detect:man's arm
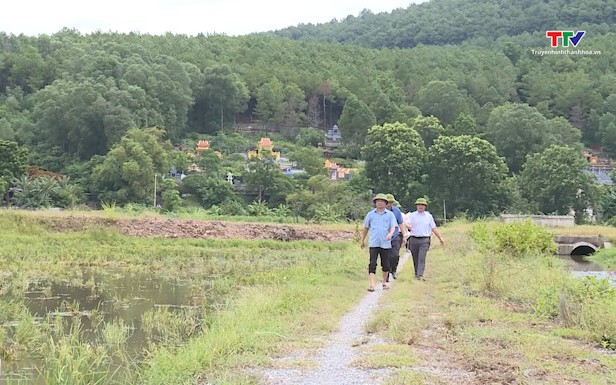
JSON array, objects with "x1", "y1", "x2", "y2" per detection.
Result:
[
  {"x1": 387, "y1": 226, "x2": 394, "y2": 240},
  {"x1": 360, "y1": 227, "x2": 369, "y2": 249},
  {"x1": 432, "y1": 227, "x2": 444, "y2": 245},
  {"x1": 387, "y1": 212, "x2": 396, "y2": 240},
  {"x1": 395, "y1": 209, "x2": 405, "y2": 237}
]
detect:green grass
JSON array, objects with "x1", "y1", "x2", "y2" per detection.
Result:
[
  {"x1": 5, "y1": 211, "x2": 615, "y2": 384},
  {"x1": 0, "y1": 210, "x2": 366, "y2": 384},
  {"x1": 590, "y1": 247, "x2": 616, "y2": 270},
  {"x1": 0, "y1": 206, "x2": 360, "y2": 228},
  {"x1": 370, "y1": 220, "x2": 616, "y2": 385}
]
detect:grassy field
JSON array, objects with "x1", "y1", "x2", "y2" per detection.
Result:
[
  {"x1": 0, "y1": 210, "x2": 363, "y2": 384},
  {"x1": 368, "y1": 221, "x2": 616, "y2": 385},
  {"x1": 1, "y1": 211, "x2": 615, "y2": 384}
]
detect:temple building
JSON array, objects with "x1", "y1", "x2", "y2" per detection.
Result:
[
  {"x1": 247, "y1": 137, "x2": 281, "y2": 160},
  {"x1": 324, "y1": 159, "x2": 353, "y2": 181},
  {"x1": 196, "y1": 140, "x2": 210, "y2": 153}
]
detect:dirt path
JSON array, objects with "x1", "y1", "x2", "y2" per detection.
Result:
[
  {"x1": 259, "y1": 255, "x2": 409, "y2": 385},
  {"x1": 257, "y1": 252, "x2": 479, "y2": 385}
]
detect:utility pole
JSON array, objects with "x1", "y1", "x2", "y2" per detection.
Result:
[
  {"x1": 220, "y1": 102, "x2": 224, "y2": 131},
  {"x1": 154, "y1": 174, "x2": 157, "y2": 208},
  {"x1": 443, "y1": 200, "x2": 446, "y2": 225}
]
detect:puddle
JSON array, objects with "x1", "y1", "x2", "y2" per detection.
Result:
[
  {"x1": 558, "y1": 254, "x2": 605, "y2": 272},
  {"x1": 570, "y1": 271, "x2": 616, "y2": 287},
  {"x1": 0, "y1": 268, "x2": 216, "y2": 384},
  {"x1": 558, "y1": 254, "x2": 616, "y2": 287}
]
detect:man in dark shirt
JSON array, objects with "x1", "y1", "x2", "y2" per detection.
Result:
[{"x1": 385, "y1": 194, "x2": 405, "y2": 281}]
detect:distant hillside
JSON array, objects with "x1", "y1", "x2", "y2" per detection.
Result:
[{"x1": 269, "y1": 0, "x2": 616, "y2": 48}]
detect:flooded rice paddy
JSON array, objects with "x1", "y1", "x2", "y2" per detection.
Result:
[
  {"x1": 1, "y1": 268, "x2": 217, "y2": 384},
  {"x1": 0, "y1": 211, "x2": 353, "y2": 384}
]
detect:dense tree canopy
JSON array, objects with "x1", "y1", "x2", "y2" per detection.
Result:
[
  {"x1": 518, "y1": 145, "x2": 596, "y2": 215},
  {"x1": 485, "y1": 103, "x2": 552, "y2": 174},
  {"x1": 0, "y1": 140, "x2": 28, "y2": 199},
  {"x1": 271, "y1": 0, "x2": 616, "y2": 49},
  {"x1": 91, "y1": 128, "x2": 172, "y2": 205},
  {"x1": 361, "y1": 122, "x2": 426, "y2": 206},
  {"x1": 0, "y1": 0, "x2": 614, "y2": 219},
  {"x1": 426, "y1": 135, "x2": 509, "y2": 218}
]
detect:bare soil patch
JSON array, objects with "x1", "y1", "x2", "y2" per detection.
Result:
[{"x1": 48, "y1": 215, "x2": 355, "y2": 242}]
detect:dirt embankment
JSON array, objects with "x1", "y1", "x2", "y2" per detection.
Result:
[{"x1": 49, "y1": 216, "x2": 356, "y2": 242}]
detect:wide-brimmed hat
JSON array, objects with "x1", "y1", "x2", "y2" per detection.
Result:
[
  {"x1": 385, "y1": 193, "x2": 395, "y2": 202},
  {"x1": 373, "y1": 193, "x2": 388, "y2": 203},
  {"x1": 414, "y1": 197, "x2": 428, "y2": 206},
  {"x1": 393, "y1": 200, "x2": 401, "y2": 208}
]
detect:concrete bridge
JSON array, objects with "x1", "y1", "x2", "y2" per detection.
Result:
[{"x1": 554, "y1": 235, "x2": 612, "y2": 255}]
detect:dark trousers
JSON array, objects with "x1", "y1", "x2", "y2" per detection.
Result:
[
  {"x1": 408, "y1": 236, "x2": 431, "y2": 277},
  {"x1": 368, "y1": 247, "x2": 391, "y2": 274},
  {"x1": 390, "y1": 234, "x2": 403, "y2": 273}
]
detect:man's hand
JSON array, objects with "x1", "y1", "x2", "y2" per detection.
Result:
[
  {"x1": 386, "y1": 233, "x2": 392, "y2": 240},
  {"x1": 360, "y1": 239, "x2": 366, "y2": 249}
]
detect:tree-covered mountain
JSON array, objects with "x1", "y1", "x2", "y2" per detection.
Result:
[
  {"x1": 1, "y1": 0, "x2": 615, "y2": 220},
  {"x1": 270, "y1": 0, "x2": 616, "y2": 48}
]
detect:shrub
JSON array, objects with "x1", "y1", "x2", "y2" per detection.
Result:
[{"x1": 470, "y1": 220, "x2": 557, "y2": 257}]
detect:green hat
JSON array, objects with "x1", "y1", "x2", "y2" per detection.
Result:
[
  {"x1": 373, "y1": 193, "x2": 388, "y2": 203},
  {"x1": 385, "y1": 193, "x2": 395, "y2": 202},
  {"x1": 414, "y1": 197, "x2": 428, "y2": 206},
  {"x1": 393, "y1": 200, "x2": 401, "y2": 207}
]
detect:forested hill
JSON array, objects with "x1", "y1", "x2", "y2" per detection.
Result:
[
  {"x1": 1, "y1": 2, "x2": 616, "y2": 219},
  {"x1": 269, "y1": 0, "x2": 616, "y2": 48}
]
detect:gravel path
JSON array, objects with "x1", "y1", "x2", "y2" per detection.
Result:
[{"x1": 259, "y1": 253, "x2": 410, "y2": 385}]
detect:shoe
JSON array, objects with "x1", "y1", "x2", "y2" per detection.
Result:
[
  {"x1": 382, "y1": 283, "x2": 389, "y2": 290},
  {"x1": 367, "y1": 286, "x2": 375, "y2": 292},
  {"x1": 415, "y1": 275, "x2": 421, "y2": 280},
  {"x1": 391, "y1": 272, "x2": 397, "y2": 280}
]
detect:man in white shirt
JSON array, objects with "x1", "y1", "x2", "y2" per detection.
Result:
[{"x1": 404, "y1": 197, "x2": 444, "y2": 280}]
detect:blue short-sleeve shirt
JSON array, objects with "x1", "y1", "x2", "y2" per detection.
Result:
[
  {"x1": 364, "y1": 209, "x2": 397, "y2": 248},
  {"x1": 390, "y1": 206, "x2": 404, "y2": 237}
]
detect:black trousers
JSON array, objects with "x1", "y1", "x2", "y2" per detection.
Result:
[
  {"x1": 368, "y1": 247, "x2": 391, "y2": 274},
  {"x1": 390, "y1": 233, "x2": 403, "y2": 274}
]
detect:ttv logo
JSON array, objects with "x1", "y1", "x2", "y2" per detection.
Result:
[{"x1": 546, "y1": 31, "x2": 585, "y2": 47}]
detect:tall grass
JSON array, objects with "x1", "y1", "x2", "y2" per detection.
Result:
[
  {"x1": 469, "y1": 220, "x2": 616, "y2": 347},
  {"x1": 590, "y1": 247, "x2": 616, "y2": 270},
  {"x1": 368, "y1": 220, "x2": 616, "y2": 384},
  {"x1": 0, "y1": 210, "x2": 366, "y2": 384}
]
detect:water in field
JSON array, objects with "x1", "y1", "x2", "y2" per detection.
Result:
[
  {"x1": 0, "y1": 268, "x2": 217, "y2": 384},
  {"x1": 559, "y1": 253, "x2": 606, "y2": 272},
  {"x1": 558, "y1": 253, "x2": 616, "y2": 287}
]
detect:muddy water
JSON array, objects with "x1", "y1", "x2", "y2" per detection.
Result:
[
  {"x1": 0, "y1": 268, "x2": 214, "y2": 384},
  {"x1": 558, "y1": 254, "x2": 616, "y2": 287},
  {"x1": 558, "y1": 254, "x2": 606, "y2": 272}
]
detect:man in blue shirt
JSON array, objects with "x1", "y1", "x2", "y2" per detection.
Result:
[
  {"x1": 360, "y1": 193, "x2": 397, "y2": 292},
  {"x1": 385, "y1": 193, "x2": 405, "y2": 281},
  {"x1": 405, "y1": 197, "x2": 445, "y2": 280}
]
